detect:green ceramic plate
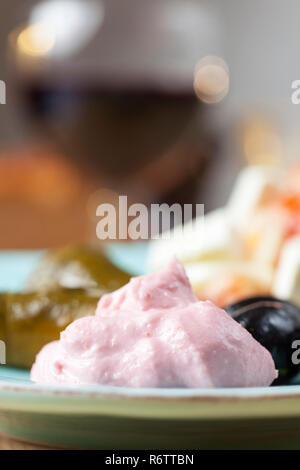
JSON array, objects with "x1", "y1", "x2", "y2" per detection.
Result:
[
  {"x1": 1, "y1": 247, "x2": 300, "y2": 449},
  {"x1": 1, "y1": 369, "x2": 300, "y2": 449}
]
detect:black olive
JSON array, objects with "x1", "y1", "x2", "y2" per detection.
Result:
[{"x1": 225, "y1": 296, "x2": 300, "y2": 385}]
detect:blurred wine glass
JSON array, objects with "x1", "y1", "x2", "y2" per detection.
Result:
[{"x1": 9, "y1": 0, "x2": 221, "y2": 210}]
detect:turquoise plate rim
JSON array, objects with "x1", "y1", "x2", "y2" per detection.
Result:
[
  {"x1": 1, "y1": 378, "x2": 300, "y2": 422},
  {"x1": 1, "y1": 375, "x2": 300, "y2": 399}
]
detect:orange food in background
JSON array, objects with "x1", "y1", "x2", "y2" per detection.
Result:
[
  {"x1": 196, "y1": 274, "x2": 269, "y2": 307},
  {"x1": 194, "y1": 164, "x2": 300, "y2": 306},
  {"x1": 0, "y1": 146, "x2": 95, "y2": 249}
]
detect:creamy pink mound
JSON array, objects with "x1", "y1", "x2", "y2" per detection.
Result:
[{"x1": 31, "y1": 259, "x2": 277, "y2": 388}]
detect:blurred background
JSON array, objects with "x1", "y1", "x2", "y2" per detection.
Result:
[{"x1": 0, "y1": 0, "x2": 299, "y2": 248}]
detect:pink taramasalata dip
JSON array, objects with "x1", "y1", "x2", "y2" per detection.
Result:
[{"x1": 30, "y1": 259, "x2": 277, "y2": 388}]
